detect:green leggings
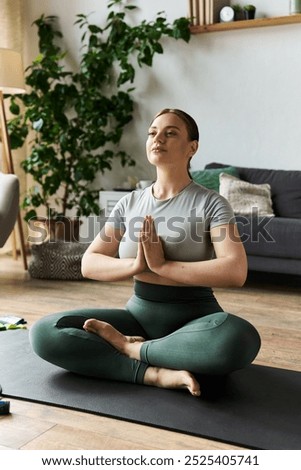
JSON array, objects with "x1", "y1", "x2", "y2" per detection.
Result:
[{"x1": 29, "y1": 281, "x2": 261, "y2": 384}]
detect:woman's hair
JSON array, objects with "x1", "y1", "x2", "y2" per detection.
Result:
[{"x1": 152, "y1": 108, "x2": 199, "y2": 142}]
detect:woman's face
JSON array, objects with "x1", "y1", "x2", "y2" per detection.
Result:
[{"x1": 146, "y1": 113, "x2": 198, "y2": 169}]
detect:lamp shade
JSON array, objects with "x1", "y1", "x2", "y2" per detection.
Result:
[{"x1": 0, "y1": 48, "x2": 25, "y2": 94}]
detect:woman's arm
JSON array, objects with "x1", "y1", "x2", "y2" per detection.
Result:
[
  {"x1": 141, "y1": 216, "x2": 247, "y2": 288},
  {"x1": 81, "y1": 223, "x2": 147, "y2": 282}
]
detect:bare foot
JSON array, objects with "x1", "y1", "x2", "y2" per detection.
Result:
[
  {"x1": 83, "y1": 319, "x2": 201, "y2": 397},
  {"x1": 83, "y1": 319, "x2": 144, "y2": 359},
  {"x1": 144, "y1": 367, "x2": 201, "y2": 397}
]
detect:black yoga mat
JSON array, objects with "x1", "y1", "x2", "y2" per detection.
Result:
[{"x1": 1, "y1": 330, "x2": 301, "y2": 450}]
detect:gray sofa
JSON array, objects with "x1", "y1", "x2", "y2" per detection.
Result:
[{"x1": 205, "y1": 163, "x2": 301, "y2": 276}]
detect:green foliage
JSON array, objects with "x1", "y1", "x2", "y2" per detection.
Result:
[
  {"x1": 8, "y1": 0, "x2": 190, "y2": 221},
  {"x1": 243, "y1": 4, "x2": 256, "y2": 11},
  {"x1": 232, "y1": 4, "x2": 243, "y2": 12}
]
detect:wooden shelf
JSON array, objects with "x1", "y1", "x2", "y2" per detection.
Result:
[{"x1": 190, "y1": 14, "x2": 301, "y2": 34}]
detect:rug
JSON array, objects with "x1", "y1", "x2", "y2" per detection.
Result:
[{"x1": 1, "y1": 330, "x2": 301, "y2": 450}]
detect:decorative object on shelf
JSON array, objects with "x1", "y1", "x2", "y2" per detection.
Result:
[
  {"x1": 189, "y1": 0, "x2": 230, "y2": 26},
  {"x1": 0, "y1": 48, "x2": 28, "y2": 270},
  {"x1": 220, "y1": 6, "x2": 235, "y2": 22},
  {"x1": 189, "y1": 0, "x2": 203, "y2": 25},
  {"x1": 289, "y1": 0, "x2": 301, "y2": 14},
  {"x1": 8, "y1": 1, "x2": 191, "y2": 242},
  {"x1": 243, "y1": 4, "x2": 256, "y2": 20},
  {"x1": 206, "y1": 0, "x2": 230, "y2": 24},
  {"x1": 232, "y1": 4, "x2": 244, "y2": 21}
]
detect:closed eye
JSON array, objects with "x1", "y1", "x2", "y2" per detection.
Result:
[
  {"x1": 166, "y1": 131, "x2": 177, "y2": 136},
  {"x1": 147, "y1": 125, "x2": 180, "y2": 138},
  {"x1": 147, "y1": 130, "x2": 178, "y2": 138}
]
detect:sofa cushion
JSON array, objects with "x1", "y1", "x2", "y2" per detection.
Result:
[
  {"x1": 206, "y1": 163, "x2": 301, "y2": 218},
  {"x1": 190, "y1": 166, "x2": 239, "y2": 192},
  {"x1": 236, "y1": 215, "x2": 301, "y2": 260},
  {"x1": 219, "y1": 173, "x2": 275, "y2": 217}
]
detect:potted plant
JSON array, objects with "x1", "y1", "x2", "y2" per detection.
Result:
[
  {"x1": 232, "y1": 4, "x2": 244, "y2": 21},
  {"x1": 8, "y1": 0, "x2": 191, "y2": 243},
  {"x1": 243, "y1": 4, "x2": 256, "y2": 20}
]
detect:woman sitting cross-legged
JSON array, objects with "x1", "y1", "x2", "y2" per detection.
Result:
[{"x1": 29, "y1": 108, "x2": 261, "y2": 397}]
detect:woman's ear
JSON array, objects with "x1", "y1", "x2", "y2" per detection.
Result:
[{"x1": 190, "y1": 140, "x2": 199, "y2": 156}]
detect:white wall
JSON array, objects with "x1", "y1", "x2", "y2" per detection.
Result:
[{"x1": 23, "y1": 0, "x2": 301, "y2": 192}]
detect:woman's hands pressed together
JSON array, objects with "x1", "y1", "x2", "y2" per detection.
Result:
[
  {"x1": 139, "y1": 215, "x2": 166, "y2": 274},
  {"x1": 81, "y1": 214, "x2": 167, "y2": 282}
]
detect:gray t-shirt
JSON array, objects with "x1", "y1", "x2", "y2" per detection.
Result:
[{"x1": 106, "y1": 181, "x2": 235, "y2": 262}]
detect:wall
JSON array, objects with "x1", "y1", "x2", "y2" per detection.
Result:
[{"x1": 23, "y1": 0, "x2": 301, "y2": 193}]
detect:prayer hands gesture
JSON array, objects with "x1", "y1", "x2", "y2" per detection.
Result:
[{"x1": 136, "y1": 215, "x2": 165, "y2": 274}]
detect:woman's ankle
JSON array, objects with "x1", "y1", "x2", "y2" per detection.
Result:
[{"x1": 143, "y1": 366, "x2": 201, "y2": 396}]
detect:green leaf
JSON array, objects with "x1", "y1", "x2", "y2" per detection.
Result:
[
  {"x1": 9, "y1": 101, "x2": 20, "y2": 115},
  {"x1": 24, "y1": 209, "x2": 38, "y2": 222},
  {"x1": 88, "y1": 24, "x2": 102, "y2": 34},
  {"x1": 33, "y1": 53, "x2": 44, "y2": 64}
]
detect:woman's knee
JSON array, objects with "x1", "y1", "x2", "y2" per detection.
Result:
[
  {"x1": 29, "y1": 313, "x2": 64, "y2": 357},
  {"x1": 186, "y1": 312, "x2": 261, "y2": 375},
  {"x1": 29, "y1": 311, "x2": 86, "y2": 362},
  {"x1": 29, "y1": 308, "x2": 109, "y2": 356},
  {"x1": 218, "y1": 313, "x2": 261, "y2": 373}
]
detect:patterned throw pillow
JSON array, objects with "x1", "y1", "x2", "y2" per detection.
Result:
[
  {"x1": 219, "y1": 173, "x2": 275, "y2": 217},
  {"x1": 190, "y1": 166, "x2": 239, "y2": 192}
]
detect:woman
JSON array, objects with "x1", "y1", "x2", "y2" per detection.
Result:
[{"x1": 30, "y1": 109, "x2": 261, "y2": 397}]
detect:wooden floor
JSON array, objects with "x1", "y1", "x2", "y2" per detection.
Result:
[{"x1": 0, "y1": 254, "x2": 300, "y2": 450}]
